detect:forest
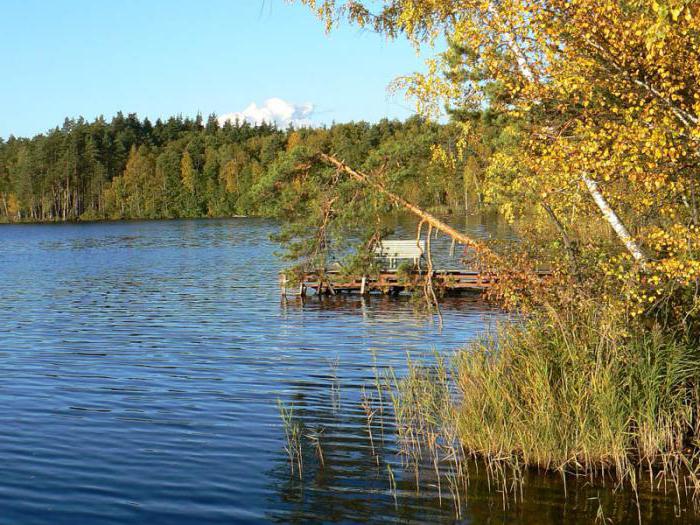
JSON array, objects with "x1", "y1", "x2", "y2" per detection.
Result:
[{"x1": 0, "y1": 112, "x2": 498, "y2": 223}]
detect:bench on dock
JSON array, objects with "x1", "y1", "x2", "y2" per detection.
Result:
[{"x1": 374, "y1": 240, "x2": 425, "y2": 269}]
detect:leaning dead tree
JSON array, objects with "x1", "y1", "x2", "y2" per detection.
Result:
[
  {"x1": 319, "y1": 153, "x2": 496, "y2": 256},
  {"x1": 318, "y1": 153, "x2": 546, "y2": 305}
]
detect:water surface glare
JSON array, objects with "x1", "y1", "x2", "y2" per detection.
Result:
[{"x1": 0, "y1": 219, "x2": 692, "y2": 524}]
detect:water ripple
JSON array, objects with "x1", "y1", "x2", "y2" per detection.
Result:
[{"x1": 1, "y1": 219, "x2": 679, "y2": 524}]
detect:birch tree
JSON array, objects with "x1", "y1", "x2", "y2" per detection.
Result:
[{"x1": 297, "y1": 0, "x2": 700, "y2": 324}]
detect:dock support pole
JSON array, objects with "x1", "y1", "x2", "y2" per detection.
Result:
[
  {"x1": 360, "y1": 276, "x2": 367, "y2": 295},
  {"x1": 280, "y1": 273, "x2": 287, "y2": 297}
]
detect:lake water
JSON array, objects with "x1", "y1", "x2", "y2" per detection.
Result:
[{"x1": 0, "y1": 219, "x2": 693, "y2": 524}]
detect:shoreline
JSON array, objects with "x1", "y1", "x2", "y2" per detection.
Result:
[{"x1": 0, "y1": 214, "x2": 252, "y2": 226}]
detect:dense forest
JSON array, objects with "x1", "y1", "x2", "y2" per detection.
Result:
[{"x1": 0, "y1": 112, "x2": 498, "y2": 223}]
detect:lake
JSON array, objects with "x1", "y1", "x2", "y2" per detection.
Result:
[{"x1": 0, "y1": 219, "x2": 692, "y2": 524}]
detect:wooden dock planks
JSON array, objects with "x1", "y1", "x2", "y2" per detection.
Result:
[{"x1": 279, "y1": 268, "x2": 536, "y2": 296}]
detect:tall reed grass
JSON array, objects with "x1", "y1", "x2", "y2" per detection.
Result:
[
  {"x1": 394, "y1": 301, "x2": 700, "y2": 507},
  {"x1": 277, "y1": 302, "x2": 700, "y2": 519}
]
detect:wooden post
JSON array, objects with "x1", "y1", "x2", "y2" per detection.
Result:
[
  {"x1": 279, "y1": 273, "x2": 287, "y2": 297},
  {"x1": 360, "y1": 275, "x2": 367, "y2": 295}
]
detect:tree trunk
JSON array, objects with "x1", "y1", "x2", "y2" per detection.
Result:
[
  {"x1": 541, "y1": 201, "x2": 580, "y2": 276},
  {"x1": 318, "y1": 154, "x2": 551, "y2": 298},
  {"x1": 320, "y1": 153, "x2": 491, "y2": 253},
  {"x1": 581, "y1": 174, "x2": 647, "y2": 267}
]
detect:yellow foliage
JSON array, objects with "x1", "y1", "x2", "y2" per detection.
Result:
[
  {"x1": 181, "y1": 151, "x2": 195, "y2": 193},
  {"x1": 298, "y1": 0, "x2": 700, "y2": 323},
  {"x1": 6, "y1": 193, "x2": 20, "y2": 217},
  {"x1": 286, "y1": 131, "x2": 302, "y2": 151},
  {"x1": 221, "y1": 160, "x2": 238, "y2": 194}
]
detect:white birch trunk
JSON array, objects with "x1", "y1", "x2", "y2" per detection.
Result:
[{"x1": 581, "y1": 174, "x2": 647, "y2": 267}]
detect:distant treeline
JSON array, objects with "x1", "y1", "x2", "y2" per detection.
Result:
[{"x1": 0, "y1": 112, "x2": 499, "y2": 223}]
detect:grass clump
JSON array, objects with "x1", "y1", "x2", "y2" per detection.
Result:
[
  {"x1": 455, "y1": 304, "x2": 698, "y2": 478},
  {"x1": 395, "y1": 301, "x2": 700, "y2": 502}
]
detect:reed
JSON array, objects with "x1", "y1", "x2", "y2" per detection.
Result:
[
  {"x1": 327, "y1": 356, "x2": 341, "y2": 414},
  {"x1": 361, "y1": 386, "x2": 379, "y2": 463},
  {"x1": 276, "y1": 302, "x2": 700, "y2": 518},
  {"x1": 278, "y1": 400, "x2": 304, "y2": 479},
  {"x1": 305, "y1": 425, "x2": 325, "y2": 468},
  {"x1": 392, "y1": 300, "x2": 700, "y2": 510}
]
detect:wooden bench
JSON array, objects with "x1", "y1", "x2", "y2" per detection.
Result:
[{"x1": 374, "y1": 240, "x2": 425, "y2": 269}]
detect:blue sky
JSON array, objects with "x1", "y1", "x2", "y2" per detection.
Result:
[{"x1": 0, "y1": 0, "x2": 432, "y2": 139}]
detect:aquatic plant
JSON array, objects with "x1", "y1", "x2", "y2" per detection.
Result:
[
  {"x1": 390, "y1": 302, "x2": 700, "y2": 517},
  {"x1": 305, "y1": 425, "x2": 326, "y2": 468},
  {"x1": 278, "y1": 400, "x2": 304, "y2": 479},
  {"x1": 276, "y1": 303, "x2": 700, "y2": 520}
]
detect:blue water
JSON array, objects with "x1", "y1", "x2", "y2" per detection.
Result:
[
  {"x1": 0, "y1": 218, "x2": 693, "y2": 524},
  {"x1": 0, "y1": 219, "x2": 501, "y2": 524}
]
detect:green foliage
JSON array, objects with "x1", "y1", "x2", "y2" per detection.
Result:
[
  {"x1": 395, "y1": 302, "x2": 700, "y2": 481},
  {"x1": 0, "y1": 114, "x2": 501, "y2": 225}
]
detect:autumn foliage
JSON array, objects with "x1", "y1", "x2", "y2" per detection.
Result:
[{"x1": 299, "y1": 0, "x2": 700, "y2": 333}]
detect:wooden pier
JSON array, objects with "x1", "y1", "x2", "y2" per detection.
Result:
[{"x1": 279, "y1": 268, "x2": 520, "y2": 297}]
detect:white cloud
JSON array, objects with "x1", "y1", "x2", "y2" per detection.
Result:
[{"x1": 218, "y1": 98, "x2": 315, "y2": 128}]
